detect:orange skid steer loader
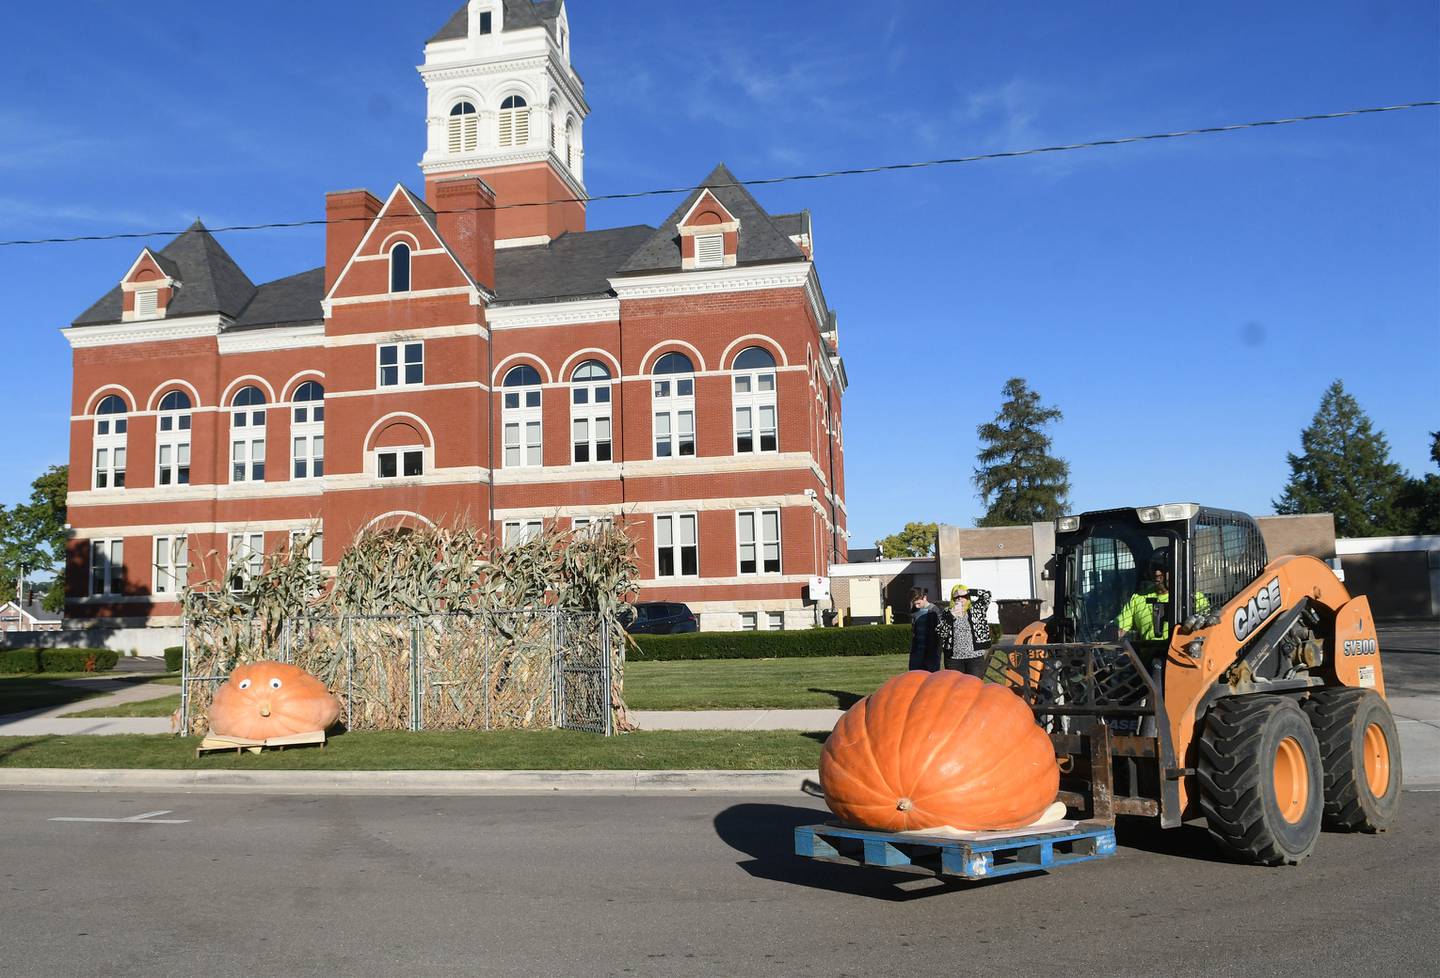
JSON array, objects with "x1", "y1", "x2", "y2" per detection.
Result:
[{"x1": 992, "y1": 503, "x2": 1401, "y2": 865}]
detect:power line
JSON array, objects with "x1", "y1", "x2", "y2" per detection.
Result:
[{"x1": 1, "y1": 100, "x2": 1435, "y2": 248}]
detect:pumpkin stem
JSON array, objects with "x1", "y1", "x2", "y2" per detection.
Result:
[{"x1": 896, "y1": 798, "x2": 912, "y2": 812}]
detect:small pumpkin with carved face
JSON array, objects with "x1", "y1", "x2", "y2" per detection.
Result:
[{"x1": 208, "y1": 662, "x2": 341, "y2": 740}]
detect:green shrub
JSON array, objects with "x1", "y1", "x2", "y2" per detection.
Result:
[
  {"x1": 0, "y1": 649, "x2": 41, "y2": 673},
  {"x1": 629, "y1": 624, "x2": 911, "y2": 662},
  {"x1": 38, "y1": 648, "x2": 120, "y2": 673},
  {"x1": 163, "y1": 646, "x2": 183, "y2": 672}
]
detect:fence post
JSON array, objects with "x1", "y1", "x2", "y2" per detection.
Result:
[
  {"x1": 551, "y1": 607, "x2": 561, "y2": 730},
  {"x1": 481, "y1": 616, "x2": 491, "y2": 731},
  {"x1": 601, "y1": 614, "x2": 613, "y2": 737},
  {"x1": 344, "y1": 617, "x2": 354, "y2": 729},
  {"x1": 410, "y1": 617, "x2": 423, "y2": 732},
  {"x1": 180, "y1": 612, "x2": 190, "y2": 736}
]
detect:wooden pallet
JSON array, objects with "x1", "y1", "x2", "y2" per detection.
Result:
[{"x1": 793, "y1": 821, "x2": 1116, "y2": 881}]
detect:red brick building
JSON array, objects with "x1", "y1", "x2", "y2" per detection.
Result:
[{"x1": 61, "y1": 0, "x2": 847, "y2": 634}]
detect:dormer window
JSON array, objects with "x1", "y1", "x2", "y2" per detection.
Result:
[
  {"x1": 447, "y1": 101, "x2": 478, "y2": 154},
  {"x1": 479, "y1": 11, "x2": 492, "y2": 34},
  {"x1": 695, "y1": 234, "x2": 724, "y2": 269},
  {"x1": 135, "y1": 289, "x2": 159, "y2": 318},
  {"x1": 389, "y1": 243, "x2": 411, "y2": 293},
  {"x1": 499, "y1": 95, "x2": 528, "y2": 147}
]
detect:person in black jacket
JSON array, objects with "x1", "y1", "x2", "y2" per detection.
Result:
[
  {"x1": 940, "y1": 583, "x2": 994, "y2": 678},
  {"x1": 907, "y1": 587, "x2": 942, "y2": 672}
]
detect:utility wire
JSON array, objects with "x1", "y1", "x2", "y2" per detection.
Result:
[{"x1": 2, "y1": 100, "x2": 1435, "y2": 248}]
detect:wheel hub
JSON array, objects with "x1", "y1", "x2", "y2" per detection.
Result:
[
  {"x1": 1362, "y1": 721, "x2": 1391, "y2": 797},
  {"x1": 1273, "y1": 735, "x2": 1310, "y2": 824}
]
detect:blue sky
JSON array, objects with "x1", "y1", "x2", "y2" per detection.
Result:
[{"x1": 1, "y1": 1, "x2": 1435, "y2": 548}]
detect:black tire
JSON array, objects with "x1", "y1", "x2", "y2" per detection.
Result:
[
  {"x1": 1302, "y1": 688, "x2": 1403, "y2": 832},
  {"x1": 1197, "y1": 695, "x2": 1324, "y2": 865}
]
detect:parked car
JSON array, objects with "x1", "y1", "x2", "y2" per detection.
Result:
[{"x1": 620, "y1": 602, "x2": 699, "y2": 634}]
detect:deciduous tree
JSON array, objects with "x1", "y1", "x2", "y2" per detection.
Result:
[
  {"x1": 0, "y1": 465, "x2": 69, "y2": 611},
  {"x1": 876, "y1": 522, "x2": 938, "y2": 558}
]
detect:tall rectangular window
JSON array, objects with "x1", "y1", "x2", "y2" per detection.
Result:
[
  {"x1": 655, "y1": 514, "x2": 698, "y2": 578},
  {"x1": 737, "y1": 509, "x2": 781, "y2": 575},
  {"x1": 89, "y1": 539, "x2": 124, "y2": 596},
  {"x1": 479, "y1": 10, "x2": 492, "y2": 33},
  {"x1": 153, "y1": 535, "x2": 187, "y2": 595},
  {"x1": 503, "y1": 520, "x2": 543, "y2": 546},
  {"x1": 227, "y1": 533, "x2": 265, "y2": 592},
  {"x1": 378, "y1": 342, "x2": 424, "y2": 387},
  {"x1": 231, "y1": 437, "x2": 265, "y2": 482}
]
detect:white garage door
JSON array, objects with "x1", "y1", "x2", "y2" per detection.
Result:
[{"x1": 958, "y1": 557, "x2": 1034, "y2": 604}]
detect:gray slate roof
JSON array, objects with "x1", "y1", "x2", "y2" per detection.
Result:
[
  {"x1": 231, "y1": 268, "x2": 326, "y2": 330},
  {"x1": 72, "y1": 221, "x2": 258, "y2": 326},
  {"x1": 493, "y1": 225, "x2": 654, "y2": 304},
  {"x1": 773, "y1": 211, "x2": 810, "y2": 240},
  {"x1": 430, "y1": 0, "x2": 562, "y2": 43},
  {"x1": 617, "y1": 163, "x2": 807, "y2": 275}
]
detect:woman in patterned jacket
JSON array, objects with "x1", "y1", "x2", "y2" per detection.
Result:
[{"x1": 939, "y1": 582, "x2": 994, "y2": 678}]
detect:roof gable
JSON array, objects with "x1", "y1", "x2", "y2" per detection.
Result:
[
  {"x1": 429, "y1": 0, "x2": 562, "y2": 44},
  {"x1": 324, "y1": 184, "x2": 478, "y2": 303},
  {"x1": 72, "y1": 221, "x2": 257, "y2": 326},
  {"x1": 617, "y1": 163, "x2": 805, "y2": 275}
]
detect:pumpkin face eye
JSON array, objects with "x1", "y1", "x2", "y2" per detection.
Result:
[
  {"x1": 238, "y1": 679, "x2": 252, "y2": 690},
  {"x1": 269, "y1": 678, "x2": 283, "y2": 690}
]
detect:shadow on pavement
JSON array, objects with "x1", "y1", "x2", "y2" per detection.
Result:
[
  {"x1": 712, "y1": 802, "x2": 1014, "y2": 901},
  {"x1": 1110, "y1": 816, "x2": 1236, "y2": 864}
]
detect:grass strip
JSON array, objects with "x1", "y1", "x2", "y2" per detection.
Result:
[
  {"x1": 622, "y1": 654, "x2": 906, "y2": 710},
  {"x1": 0, "y1": 730, "x2": 825, "y2": 770},
  {"x1": 64, "y1": 693, "x2": 182, "y2": 719}
]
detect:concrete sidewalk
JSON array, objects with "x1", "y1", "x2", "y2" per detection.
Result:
[{"x1": 0, "y1": 677, "x2": 176, "y2": 737}]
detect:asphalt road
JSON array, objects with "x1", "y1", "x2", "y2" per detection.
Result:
[{"x1": 2, "y1": 788, "x2": 1436, "y2": 978}]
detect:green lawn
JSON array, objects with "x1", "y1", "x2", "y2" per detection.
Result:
[
  {"x1": 65, "y1": 692, "x2": 182, "y2": 718},
  {"x1": 0, "y1": 729, "x2": 824, "y2": 770},
  {"x1": 61, "y1": 657, "x2": 904, "y2": 716},
  {"x1": 622, "y1": 654, "x2": 906, "y2": 710},
  {"x1": 0, "y1": 673, "x2": 167, "y2": 715}
]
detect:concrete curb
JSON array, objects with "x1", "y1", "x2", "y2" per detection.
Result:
[{"x1": 0, "y1": 768, "x2": 822, "y2": 795}]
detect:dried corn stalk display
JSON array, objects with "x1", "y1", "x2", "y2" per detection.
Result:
[{"x1": 181, "y1": 521, "x2": 637, "y2": 735}]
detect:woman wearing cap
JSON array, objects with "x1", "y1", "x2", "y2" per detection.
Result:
[{"x1": 940, "y1": 583, "x2": 993, "y2": 678}]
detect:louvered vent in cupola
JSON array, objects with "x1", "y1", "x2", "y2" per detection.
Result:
[
  {"x1": 448, "y1": 101, "x2": 478, "y2": 154},
  {"x1": 695, "y1": 234, "x2": 725, "y2": 269}
]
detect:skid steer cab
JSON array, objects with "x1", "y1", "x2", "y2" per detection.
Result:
[{"x1": 990, "y1": 503, "x2": 1402, "y2": 866}]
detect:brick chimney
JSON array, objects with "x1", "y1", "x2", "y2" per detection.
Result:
[
  {"x1": 325, "y1": 189, "x2": 383, "y2": 292},
  {"x1": 431, "y1": 176, "x2": 497, "y2": 292}
]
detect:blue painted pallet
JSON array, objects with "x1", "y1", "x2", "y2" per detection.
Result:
[{"x1": 794, "y1": 822, "x2": 1117, "y2": 881}]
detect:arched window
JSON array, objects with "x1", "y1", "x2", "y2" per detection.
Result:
[
  {"x1": 548, "y1": 95, "x2": 560, "y2": 149},
  {"x1": 502, "y1": 364, "x2": 543, "y2": 467},
  {"x1": 389, "y1": 243, "x2": 411, "y2": 294},
  {"x1": 292, "y1": 382, "x2": 325, "y2": 479},
  {"x1": 570, "y1": 360, "x2": 612, "y2": 464},
  {"x1": 448, "y1": 100, "x2": 478, "y2": 153},
  {"x1": 652, "y1": 352, "x2": 695, "y2": 459},
  {"x1": 499, "y1": 95, "x2": 528, "y2": 147},
  {"x1": 565, "y1": 118, "x2": 578, "y2": 171},
  {"x1": 732, "y1": 347, "x2": 777, "y2": 454},
  {"x1": 230, "y1": 386, "x2": 267, "y2": 483},
  {"x1": 156, "y1": 390, "x2": 191, "y2": 486},
  {"x1": 93, "y1": 394, "x2": 128, "y2": 489}
]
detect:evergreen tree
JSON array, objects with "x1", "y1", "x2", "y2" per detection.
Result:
[
  {"x1": 1273, "y1": 382, "x2": 1411, "y2": 536},
  {"x1": 0, "y1": 465, "x2": 69, "y2": 611},
  {"x1": 876, "y1": 522, "x2": 938, "y2": 558},
  {"x1": 1396, "y1": 430, "x2": 1440, "y2": 535},
  {"x1": 973, "y1": 378, "x2": 1070, "y2": 527}
]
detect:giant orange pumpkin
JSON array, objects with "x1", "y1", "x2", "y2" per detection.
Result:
[
  {"x1": 208, "y1": 662, "x2": 341, "y2": 740},
  {"x1": 820, "y1": 671, "x2": 1059, "y2": 832}
]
